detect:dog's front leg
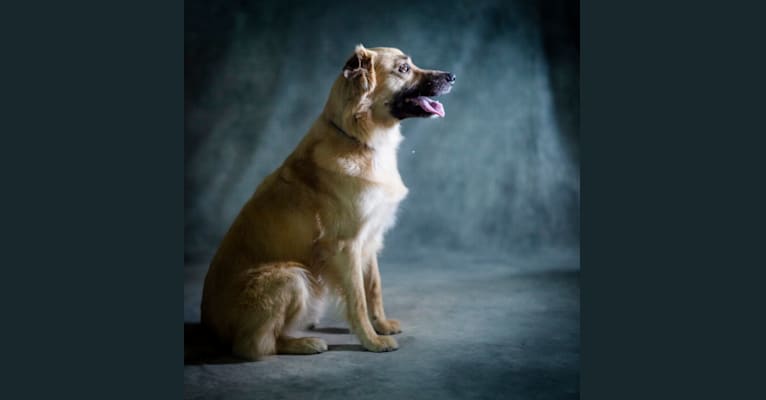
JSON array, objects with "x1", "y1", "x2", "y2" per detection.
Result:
[
  {"x1": 365, "y1": 256, "x2": 401, "y2": 335},
  {"x1": 333, "y1": 245, "x2": 398, "y2": 352}
]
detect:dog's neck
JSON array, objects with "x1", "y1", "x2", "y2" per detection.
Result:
[
  {"x1": 319, "y1": 116, "x2": 404, "y2": 181},
  {"x1": 327, "y1": 118, "x2": 367, "y2": 148},
  {"x1": 324, "y1": 116, "x2": 403, "y2": 152}
]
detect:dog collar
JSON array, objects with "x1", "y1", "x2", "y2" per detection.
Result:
[{"x1": 327, "y1": 119, "x2": 367, "y2": 148}]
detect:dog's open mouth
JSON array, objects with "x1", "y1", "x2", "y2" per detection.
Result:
[
  {"x1": 391, "y1": 88, "x2": 451, "y2": 120},
  {"x1": 408, "y1": 96, "x2": 445, "y2": 118},
  {"x1": 389, "y1": 72, "x2": 454, "y2": 120}
]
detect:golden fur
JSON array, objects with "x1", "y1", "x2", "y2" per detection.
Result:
[{"x1": 201, "y1": 45, "x2": 448, "y2": 360}]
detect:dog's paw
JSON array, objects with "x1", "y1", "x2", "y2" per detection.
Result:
[
  {"x1": 373, "y1": 318, "x2": 402, "y2": 335},
  {"x1": 300, "y1": 337, "x2": 328, "y2": 354},
  {"x1": 364, "y1": 335, "x2": 399, "y2": 352},
  {"x1": 277, "y1": 337, "x2": 328, "y2": 355}
]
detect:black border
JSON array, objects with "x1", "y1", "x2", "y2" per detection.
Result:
[
  {"x1": 582, "y1": 1, "x2": 766, "y2": 399},
  {"x1": 1, "y1": 1, "x2": 182, "y2": 398}
]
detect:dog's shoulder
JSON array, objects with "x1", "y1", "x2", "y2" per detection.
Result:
[{"x1": 277, "y1": 123, "x2": 408, "y2": 206}]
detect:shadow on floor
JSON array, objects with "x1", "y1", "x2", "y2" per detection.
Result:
[
  {"x1": 184, "y1": 323, "x2": 244, "y2": 365},
  {"x1": 185, "y1": 323, "x2": 365, "y2": 364},
  {"x1": 309, "y1": 326, "x2": 350, "y2": 334}
]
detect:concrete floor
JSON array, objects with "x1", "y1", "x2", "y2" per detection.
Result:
[{"x1": 184, "y1": 250, "x2": 580, "y2": 399}]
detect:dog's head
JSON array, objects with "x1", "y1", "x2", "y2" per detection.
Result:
[{"x1": 325, "y1": 45, "x2": 455, "y2": 140}]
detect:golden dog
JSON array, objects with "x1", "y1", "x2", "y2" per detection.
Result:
[{"x1": 201, "y1": 45, "x2": 455, "y2": 360}]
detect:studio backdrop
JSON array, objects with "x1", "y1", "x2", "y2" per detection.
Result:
[{"x1": 184, "y1": 0, "x2": 579, "y2": 264}]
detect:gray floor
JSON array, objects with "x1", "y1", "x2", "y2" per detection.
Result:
[{"x1": 184, "y1": 250, "x2": 580, "y2": 399}]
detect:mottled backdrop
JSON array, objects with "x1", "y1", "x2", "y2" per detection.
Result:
[{"x1": 185, "y1": 0, "x2": 579, "y2": 264}]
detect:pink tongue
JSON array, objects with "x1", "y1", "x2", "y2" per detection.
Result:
[{"x1": 414, "y1": 96, "x2": 445, "y2": 117}]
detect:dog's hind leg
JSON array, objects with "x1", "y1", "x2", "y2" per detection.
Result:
[{"x1": 230, "y1": 263, "x2": 327, "y2": 360}]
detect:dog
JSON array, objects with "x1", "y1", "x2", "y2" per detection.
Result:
[{"x1": 201, "y1": 45, "x2": 455, "y2": 360}]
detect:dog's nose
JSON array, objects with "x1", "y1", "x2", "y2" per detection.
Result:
[{"x1": 444, "y1": 73, "x2": 456, "y2": 84}]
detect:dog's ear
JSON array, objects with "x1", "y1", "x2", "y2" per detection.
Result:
[{"x1": 342, "y1": 44, "x2": 375, "y2": 93}]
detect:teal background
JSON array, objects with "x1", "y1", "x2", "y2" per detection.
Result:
[{"x1": 184, "y1": 0, "x2": 580, "y2": 263}]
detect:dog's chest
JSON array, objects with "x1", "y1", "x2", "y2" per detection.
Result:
[
  {"x1": 322, "y1": 134, "x2": 408, "y2": 241},
  {"x1": 361, "y1": 148, "x2": 408, "y2": 224},
  {"x1": 354, "y1": 179, "x2": 408, "y2": 240},
  {"x1": 359, "y1": 179, "x2": 407, "y2": 217}
]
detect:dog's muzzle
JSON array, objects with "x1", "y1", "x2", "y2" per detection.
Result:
[{"x1": 390, "y1": 72, "x2": 456, "y2": 120}]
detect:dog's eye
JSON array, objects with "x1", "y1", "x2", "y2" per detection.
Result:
[{"x1": 398, "y1": 63, "x2": 410, "y2": 73}]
